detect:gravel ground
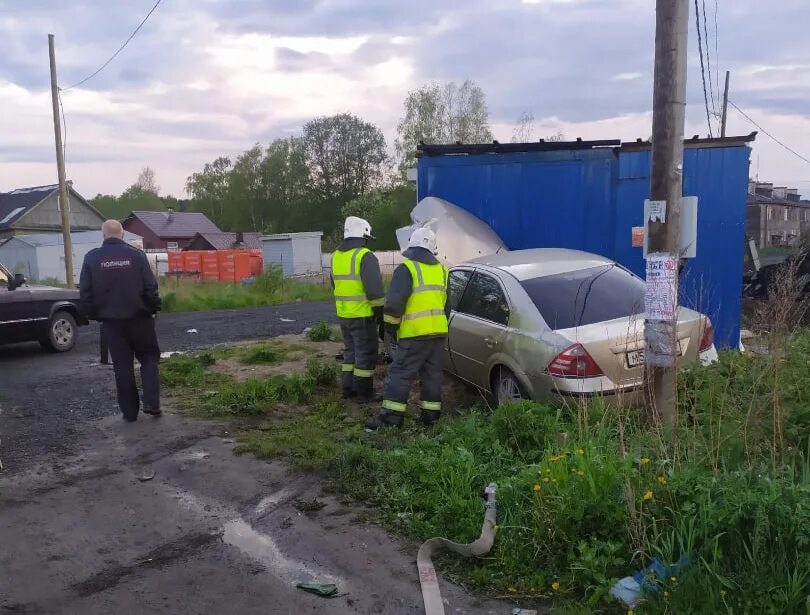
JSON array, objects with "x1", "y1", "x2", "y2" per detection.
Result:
[{"x1": 0, "y1": 301, "x2": 336, "y2": 474}]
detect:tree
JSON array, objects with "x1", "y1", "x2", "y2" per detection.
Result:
[
  {"x1": 136, "y1": 167, "x2": 159, "y2": 195},
  {"x1": 186, "y1": 156, "x2": 232, "y2": 226},
  {"x1": 511, "y1": 112, "x2": 535, "y2": 143},
  {"x1": 395, "y1": 80, "x2": 493, "y2": 173},
  {"x1": 341, "y1": 185, "x2": 416, "y2": 250},
  {"x1": 303, "y1": 113, "x2": 388, "y2": 234},
  {"x1": 262, "y1": 137, "x2": 312, "y2": 232}
]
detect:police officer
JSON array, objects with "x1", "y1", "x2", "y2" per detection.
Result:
[
  {"x1": 366, "y1": 227, "x2": 447, "y2": 430},
  {"x1": 331, "y1": 216, "x2": 385, "y2": 402},
  {"x1": 79, "y1": 220, "x2": 162, "y2": 422}
]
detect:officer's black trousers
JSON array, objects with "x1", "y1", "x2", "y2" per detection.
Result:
[{"x1": 102, "y1": 317, "x2": 161, "y2": 420}]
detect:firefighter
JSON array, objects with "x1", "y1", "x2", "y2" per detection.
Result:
[
  {"x1": 79, "y1": 220, "x2": 162, "y2": 422},
  {"x1": 366, "y1": 227, "x2": 447, "y2": 431},
  {"x1": 331, "y1": 216, "x2": 385, "y2": 402}
]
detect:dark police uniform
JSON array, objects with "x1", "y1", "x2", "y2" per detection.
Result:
[{"x1": 79, "y1": 237, "x2": 161, "y2": 422}]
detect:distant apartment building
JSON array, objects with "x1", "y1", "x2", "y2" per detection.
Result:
[{"x1": 746, "y1": 181, "x2": 810, "y2": 248}]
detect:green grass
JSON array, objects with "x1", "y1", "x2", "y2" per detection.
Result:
[
  {"x1": 241, "y1": 346, "x2": 287, "y2": 365},
  {"x1": 306, "y1": 320, "x2": 336, "y2": 342},
  {"x1": 161, "y1": 331, "x2": 810, "y2": 614},
  {"x1": 160, "y1": 265, "x2": 332, "y2": 313}
]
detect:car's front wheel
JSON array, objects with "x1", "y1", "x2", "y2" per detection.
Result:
[
  {"x1": 493, "y1": 366, "x2": 526, "y2": 406},
  {"x1": 41, "y1": 311, "x2": 77, "y2": 352}
]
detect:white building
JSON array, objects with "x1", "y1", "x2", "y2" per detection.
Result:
[
  {"x1": 260, "y1": 232, "x2": 323, "y2": 276},
  {"x1": 0, "y1": 230, "x2": 143, "y2": 285}
]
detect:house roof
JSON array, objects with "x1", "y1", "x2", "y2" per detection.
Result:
[
  {"x1": 0, "y1": 185, "x2": 58, "y2": 230},
  {"x1": 125, "y1": 211, "x2": 221, "y2": 238},
  {"x1": 260, "y1": 231, "x2": 323, "y2": 241},
  {"x1": 6, "y1": 230, "x2": 142, "y2": 248},
  {"x1": 0, "y1": 184, "x2": 103, "y2": 231},
  {"x1": 190, "y1": 232, "x2": 262, "y2": 250}
]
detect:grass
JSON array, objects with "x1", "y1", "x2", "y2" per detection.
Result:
[
  {"x1": 160, "y1": 265, "x2": 332, "y2": 313},
  {"x1": 160, "y1": 331, "x2": 810, "y2": 614},
  {"x1": 241, "y1": 346, "x2": 287, "y2": 365},
  {"x1": 306, "y1": 320, "x2": 337, "y2": 342}
]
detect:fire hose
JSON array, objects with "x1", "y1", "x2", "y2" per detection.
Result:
[{"x1": 417, "y1": 483, "x2": 498, "y2": 615}]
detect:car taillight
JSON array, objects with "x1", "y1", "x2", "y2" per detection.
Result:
[
  {"x1": 547, "y1": 344, "x2": 604, "y2": 379},
  {"x1": 699, "y1": 320, "x2": 714, "y2": 352}
]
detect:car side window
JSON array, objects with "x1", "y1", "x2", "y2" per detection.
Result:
[
  {"x1": 457, "y1": 272, "x2": 509, "y2": 325},
  {"x1": 448, "y1": 270, "x2": 472, "y2": 311}
]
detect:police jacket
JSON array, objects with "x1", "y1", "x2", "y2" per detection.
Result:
[
  {"x1": 79, "y1": 238, "x2": 161, "y2": 320},
  {"x1": 384, "y1": 247, "x2": 449, "y2": 339}
]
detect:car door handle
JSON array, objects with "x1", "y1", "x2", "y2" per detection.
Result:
[{"x1": 484, "y1": 337, "x2": 497, "y2": 348}]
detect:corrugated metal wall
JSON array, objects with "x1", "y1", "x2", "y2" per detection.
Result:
[
  {"x1": 261, "y1": 238, "x2": 295, "y2": 276},
  {"x1": 418, "y1": 143, "x2": 751, "y2": 348}
]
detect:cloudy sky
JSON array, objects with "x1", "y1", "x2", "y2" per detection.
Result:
[{"x1": 1, "y1": 0, "x2": 808, "y2": 197}]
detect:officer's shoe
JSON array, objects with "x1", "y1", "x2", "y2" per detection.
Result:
[
  {"x1": 419, "y1": 410, "x2": 441, "y2": 427},
  {"x1": 365, "y1": 411, "x2": 404, "y2": 432},
  {"x1": 143, "y1": 406, "x2": 162, "y2": 416}
]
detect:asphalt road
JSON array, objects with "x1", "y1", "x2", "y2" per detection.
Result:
[
  {"x1": 0, "y1": 301, "x2": 515, "y2": 614},
  {"x1": 0, "y1": 301, "x2": 336, "y2": 473}
]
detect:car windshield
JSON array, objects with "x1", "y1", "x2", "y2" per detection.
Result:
[
  {"x1": 0, "y1": 264, "x2": 8, "y2": 284},
  {"x1": 520, "y1": 265, "x2": 645, "y2": 330}
]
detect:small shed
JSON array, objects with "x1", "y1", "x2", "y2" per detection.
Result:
[
  {"x1": 0, "y1": 230, "x2": 143, "y2": 285},
  {"x1": 185, "y1": 231, "x2": 262, "y2": 251},
  {"x1": 260, "y1": 232, "x2": 323, "y2": 276}
]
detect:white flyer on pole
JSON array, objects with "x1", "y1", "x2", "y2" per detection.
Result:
[{"x1": 645, "y1": 253, "x2": 678, "y2": 321}]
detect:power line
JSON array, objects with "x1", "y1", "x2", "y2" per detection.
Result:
[
  {"x1": 713, "y1": 0, "x2": 720, "y2": 111},
  {"x1": 701, "y1": 0, "x2": 717, "y2": 120},
  {"x1": 61, "y1": 0, "x2": 163, "y2": 91},
  {"x1": 729, "y1": 101, "x2": 810, "y2": 165},
  {"x1": 694, "y1": 0, "x2": 713, "y2": 137}
]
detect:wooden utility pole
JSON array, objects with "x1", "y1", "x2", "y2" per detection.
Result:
[
  {"x1": 48, "y1": 34, "x2": 75, "y2": 288},
  {"x1": 644, "y1": 0, "x2": 689, "y2": 433},
  {"x1": 720, "y1": 70, "x2": 730, "y2": 137}
]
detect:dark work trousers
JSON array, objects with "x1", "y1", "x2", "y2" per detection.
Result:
[
  {"x1": 382, "y1": 337, "x2": 445, "y2": 414},
  {"x1": 339, "y1": 316, "x2": 378, "y2": 396},
  {"x1": 102, "y1": 317, "x2": 161, "y2": 421}
]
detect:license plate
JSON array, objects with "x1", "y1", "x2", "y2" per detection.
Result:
[{"x1": 626, "y1": 342, "x2": 682, "y2": 367}]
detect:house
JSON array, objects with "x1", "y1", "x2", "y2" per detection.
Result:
[
  {"x1": 0, "y1": 184, "x2": 104, "y2": 240},
  {"x1": 122, "y1": 210, "x2": 221, "y2": 250},
  {"x1": 185, "y1": 231, "x2": 262, "y2": 251},
  {"x1": 0, "y1": 230, "x2": 143, "y2": 285},
  {"x1": 745, "y1": 181, "x2": 810, "y2": 248},
  {"x1": 260, "y1": 232, "x2": 323, "y2": 276}
]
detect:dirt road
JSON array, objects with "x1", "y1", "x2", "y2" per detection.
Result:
[{"x1": 0, "y1": 304, "x2": 510, "y2": 614}]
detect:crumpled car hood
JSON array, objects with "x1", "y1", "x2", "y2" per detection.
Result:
[{"x1": 396, "y1": 197, "x2": 509, "y2": 267}]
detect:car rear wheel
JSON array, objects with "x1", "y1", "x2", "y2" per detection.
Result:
[
  {"x1": 41, "y1": 311, "x2": 77, "y2": 353},
  {"x1": 493, "y1": 367, "x2": 526, "y2": 406}
]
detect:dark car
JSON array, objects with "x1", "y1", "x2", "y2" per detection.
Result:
[{"x1": 0, "y1": 261, "x2": 88, "y2": 352}]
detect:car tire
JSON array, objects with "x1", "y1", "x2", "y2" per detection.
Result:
[
  {"x1": 41, "y1": 310, "x2": 77, "y2": 353},
  {"x1": 493, "y1": 366, "x2": 526, "y2": 406}
]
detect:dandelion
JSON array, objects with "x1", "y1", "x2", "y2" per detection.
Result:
[
  {"x1": 670, "y1": 576, "x2": 677, "y2": 583},
  {"x1": 550, "y1": 454, "x2": 566, "y2": 462},
  {"x1": 664, "y1": 591, "x2": 669, "y2": 599},
  {"x1": 543, "y1": 477, "x2": 550, "y2": 483},
  {"x1": 508, "y1": 586, "x2": 517, "y2": 593},
  {"x1": 657, "y1": 475, "x2": 668, "y2": 485},
  {"x1": 544, "y1": 468, "x2": 551, "y2": 474},
  {"x1": 643, "y1": 490, "x2": 654, "y2": 501},
  {"x1": 551, "y1": 581, "x2": 560, "y2": 591},
  {"x1": 720, "y1": 589, "x2": 727, "y2": 598},
  {"x1": 533, "y1": 484, "x2": 542, "y2": 493},
  {"x1": 627, "y1": 610, "x2": 634, "y2": 615},
  {"x1": 577, "y1": 470, "x2": 585, "y2": 476},
  {"x1": 640, "y1": 457, "x2": 651, "y2": 465},
  {"x1": 577, "y1": 448, "x2": 585, "y2": 455}
]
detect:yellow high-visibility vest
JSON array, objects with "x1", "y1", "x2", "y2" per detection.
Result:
[
  {"x1": 332, "y1": 248, "x2": 373, "y2": 318},
  {"x1": 397, "y1": 259, "x2": 448, "y2": 338}
]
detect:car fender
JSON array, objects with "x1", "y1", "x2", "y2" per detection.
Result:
[
  {"x1": 486, "y1": 353, "x2": 535, "y2": 398},
  {"x1": 49, "y1": 301, "x2": 88, "y2": 325}
]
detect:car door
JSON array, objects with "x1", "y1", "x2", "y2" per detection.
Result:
[
  {"x1": 444, "y1": 268, "x2": 474, "y2": 369},
  {"x1": 447, "y1": 270, "x2": 511, "y2": 388},
  {"x1": 0, "y1": 277, "x2": 35, "y2": 344}
]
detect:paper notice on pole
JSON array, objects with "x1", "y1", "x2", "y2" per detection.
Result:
[{"x1": 645, "y1": 253, "x2": 678, "y2": 321}]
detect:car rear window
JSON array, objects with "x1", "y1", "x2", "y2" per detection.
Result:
[{"x1": 520, "y1": 265, "x2": 645, "y2": 330}]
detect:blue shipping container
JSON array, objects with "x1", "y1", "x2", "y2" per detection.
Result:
[{"x1": 417, "y1": 136, "x2": 754, "y2": 348}]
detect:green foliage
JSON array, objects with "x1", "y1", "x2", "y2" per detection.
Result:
[
  {"x1": 158, "y1": 269, "x2": 331, "y2": 313},
  {"x1": 159, "y1": 353, "x2": 215, "y2": 387},
  {"x1": 91, "y1": 176, "x2": 178, "y2": 220},
  {"x1": 342, "y1": 186, "x2": 416, "y2": 250},
  {"x1": 241, "y1": 347, "x2": 285, "y2": 365},
  {"x1": 306, "y1": 321, "x2": 334, "y2": 342}
]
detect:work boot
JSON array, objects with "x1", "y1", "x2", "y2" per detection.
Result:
[
  {"x1": 419, "y1": 410, "x2": 441, "y2": 427},
  {"x1": 143, "y1": 406, "x2": 162, "y2": 416},
  {"x1": 341, "y1": 389, "x2": 357, "y2": 400},
  {"x1": 365, "y1": 411, "x2": 404, "y2": 432},
  {"x1": 357, "y1": 392, "x2": 383, "y2": 404},
  {"x1": 355, "y1": 377, "x2": 381, "y2": 404}
]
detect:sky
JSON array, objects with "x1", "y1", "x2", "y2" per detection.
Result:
[{"x1": 1, "y1": 0, "x2": 808, "y2": 198}]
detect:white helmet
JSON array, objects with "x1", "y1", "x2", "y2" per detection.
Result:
[
  {"x1": 408, "y1": 227, "x2": 438, "y2": 255},
  {"x1": 344, "y1": 216, "x2": 373, "y2": 240}
]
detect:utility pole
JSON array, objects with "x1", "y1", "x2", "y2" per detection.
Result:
[
  {"x1": 644, "y1": 0, "x2": 689, "y2": 434},
  {"x1": 720, "y1": 70, "x2": 730, "y2": 137},
  {"x1": 48, "y1": 34, "x2": 75, "y2": 288}
]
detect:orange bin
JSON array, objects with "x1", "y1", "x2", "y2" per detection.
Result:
[
  {"x1": 249, "y1": 249, "x2": 264, "y2": 275},
  {"x1": 202, "y1": 251, "x2": 220, "y2": 281},
  {"x1": 235, "y1": 251, "x2": 251, "y2": 282},
  {"x1": 167, "y1": 251, "x2": 184, "y2": 273},
  {"x1": 217, "y1": 251, "x2": 236, "y2": 282},
  {"x1": 182, "y1": 251, "x2": 202, "y2": 274}
]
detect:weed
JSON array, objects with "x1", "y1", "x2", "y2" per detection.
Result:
[
  {"x1": 306, "y1": 321, "x2": 335, "y2": 342},
  {"x1": 160, "y1": 353, "x2": 214, "y2": 387},
  {"x1": 241, "y1": 347, "x2": 285, "y2": 365}
]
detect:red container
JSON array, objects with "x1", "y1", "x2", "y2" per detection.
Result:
[
  {"x1": 234, "y1": 251, "x2": 251, "y2": 282},
  {"x1": 182, "y1": 251, "x2": 202, "y2": 274},
  {"x1": 249, "y1": 249, "x2": 264, "y2": 275},
  {"x1": 168, "y1": 251, "x2": 184, "y2": 273},
  {"x1": 201, "y1": 251, "x2": 220, "y2": 281},
  {"x1": 217, "y1": 251, "x2": 236, "y2": 282}
]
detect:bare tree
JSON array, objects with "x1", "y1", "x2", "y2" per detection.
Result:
[
  {"x1": 396, "y1": 80, "x2": 493, "y2": 174},
  {"x1": 511, "y1": 112, "x2": 535, "y2": 143},
  {"x1": 136, "y1": 167, "x2": 159, "y2": 195}
]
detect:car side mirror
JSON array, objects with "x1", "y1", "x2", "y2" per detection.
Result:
[{"x1": 8, "y1": 273, "x2": 26, "y2": 290}]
